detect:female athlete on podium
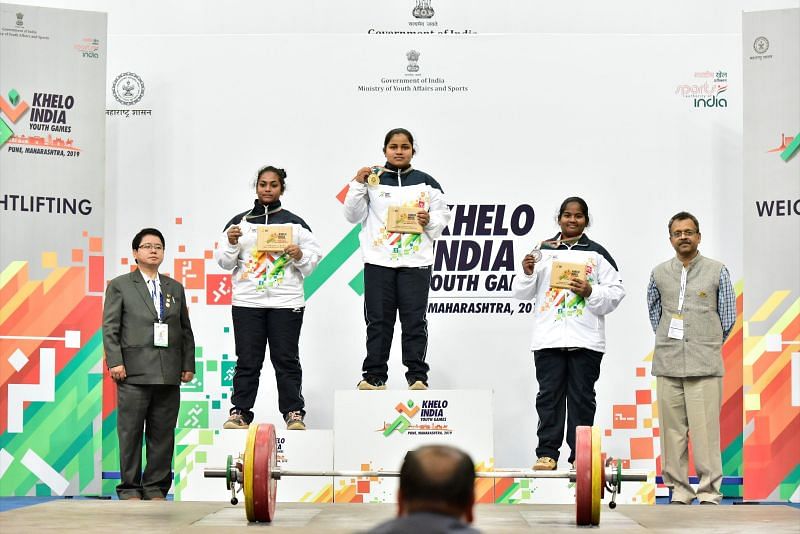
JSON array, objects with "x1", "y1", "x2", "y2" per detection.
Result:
[
  {"x1": 215, "y1": 165, "x2": 321, "y2": 431},
  {"x1": 343, "y1": 128, "x2": 452, "y2": 391},
  {"x1": 512, "y1": 196, "x2": 625, "y2": 471}
]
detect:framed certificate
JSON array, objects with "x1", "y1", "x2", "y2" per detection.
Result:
[
  {"x1": 386, "y1": 206, "x2": 423, "y2": 234},
  {"x1": 550, "y1": 261, "x2": 586, "y2": 289},
  {"x1": 257, "y1": 225, "x2": 293, "y2": 252}
]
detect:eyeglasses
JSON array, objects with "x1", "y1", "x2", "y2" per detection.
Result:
[
  {"x1": 138, "y1": 244, "x2": 164, "y2": 251},
  {"x1": 670, "y1": 230, "x2": 697, "y2": 238}
]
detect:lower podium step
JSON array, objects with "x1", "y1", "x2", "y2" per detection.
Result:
[
  {"x1": 173, "y1": 428, "x2": 333, "y2": 503},
  {"x1": 332, "y1": 389, "x2": 494, "y2": 503}
]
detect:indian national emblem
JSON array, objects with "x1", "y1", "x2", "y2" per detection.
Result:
[
  {"x1": 112, "y1": 72, "x2": 145, "y2": 106},
  {"x1": 16, "y1": 12, "x2": 24, "y2": 27},
  {"x1": 753, "y1": 36, "x2": 769, "y2": 55},
  {"x1": 406, "y1": 50, "x2": 420, "y2": 73},
  {"x1": 412, "y1": 0, "x2": 434, "y2": 19}
]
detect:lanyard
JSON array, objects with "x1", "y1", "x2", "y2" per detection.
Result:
[{"x1": 678, "y1": 267, "x2": 687, "y2": 314}]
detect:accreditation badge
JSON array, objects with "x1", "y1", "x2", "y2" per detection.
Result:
[
  {"x1": 154, "y1": 322, "x2": 169, "y2": 347},
  {"x1": 667, "y1": 314, "x2": 684, "y2": 340}
]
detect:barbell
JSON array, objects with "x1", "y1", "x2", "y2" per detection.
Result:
[{"x1": 204, "y1": 423, "x2": 647, "y2": 526}]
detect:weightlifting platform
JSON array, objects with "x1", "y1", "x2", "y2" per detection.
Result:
[{"x1": 1, "y1": 500, "x2": 799, "y2": 533}]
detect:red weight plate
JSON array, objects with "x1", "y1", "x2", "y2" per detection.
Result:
[
  {"x1": 575, "y1": 426, "x2": 593, "y2": 526},
  {"x1": 251, "y1": 423, "x2": 278, "y2": 522},
  {"x1": 253, "y1": 423, "x2": 277, "y2": 522},
  {"x1": 265, "y1": 423, "x2": 277, "y2": 521}
]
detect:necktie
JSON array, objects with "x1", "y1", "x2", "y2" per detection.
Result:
[{"x1": 149, "y1": 279, "x2": 160, "y2": 320}]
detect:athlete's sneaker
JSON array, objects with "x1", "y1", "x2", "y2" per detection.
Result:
[
  {"x1": 408, "y1": 380, "x2": 428, "y2": 390},
  {"x1": 223, "y1": 412, "x2": 249, "y2": 430},
  {"x1": 357, "y1": 377, "x2": 387, "y2": 390},
  {"x1": 285, "y1": 411, "x2": 306, "y2": 430},
  {"x1": 533, "y1": 456, "x2": 557, "y2": 471}
]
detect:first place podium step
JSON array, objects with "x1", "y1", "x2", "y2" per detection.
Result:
[{"x1": 332, "y1": 389, "x2": 494, "y2": 503}]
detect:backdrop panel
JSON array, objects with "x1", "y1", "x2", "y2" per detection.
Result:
[
  {"x1": 742, "y1": 7, "x2": 800, "y2": 502},
  {"x1": 7, "y1": 0, "x2": 787, "y2": 502},
  {"x1": 0, "y1": 4, "x2": 106, "y2": 496},
  {"x1": 99, "y1": 23, "x2": 744, "y2": 503}
]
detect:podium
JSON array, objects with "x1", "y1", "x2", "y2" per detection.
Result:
[
  {"x1": 173, "y1": 390, "x2": 495, "y2": 503},
  {"x1": 173, "y1": 389, "x2": 652, "y2": 506}
]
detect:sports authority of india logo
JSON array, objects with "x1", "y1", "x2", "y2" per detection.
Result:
[
  {"x1": 406, "y1": 50, "x2": 420, "y2": 73},
  {"x1": 16, "y1": 12, "x2": 23, "y2": 27},
  {"x1": 412, "y1": 0, "x2": 434, "y2": 19},
  {"x1": 382, "y1": 399, "x2": 453, "y2": 436},
  {"x1": 753, "y1": 36, "x2": 769, "y2": 55},
  {"x1": 112, "y1": 72, "x2": 145, "y2": 106},
  {"x1": 674, "y1": 70, "x2": 728, "y2": 109}
]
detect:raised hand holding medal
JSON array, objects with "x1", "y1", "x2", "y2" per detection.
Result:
[{"x1": 522, "y1": 243, "x2": 541, "y2": 275}]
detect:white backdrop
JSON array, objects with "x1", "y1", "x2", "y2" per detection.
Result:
[{"x1": 12, "y1": 0, "x2": 798, "y2": 482}]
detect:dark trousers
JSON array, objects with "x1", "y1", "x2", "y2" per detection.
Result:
[
  {"x1": 231, "y1": 305, "x2": 305, "y2": 422},
  {"x1": 362, "y1": 263, "x2": 431, "y2": 384},
  {"x1": 116, "y1": 382, "x2": 180, "y2": 499},
  {"x1": 534, "y1": 347, "x2": 603, "y2": 463}
]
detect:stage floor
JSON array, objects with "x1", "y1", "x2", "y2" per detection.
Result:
[{"x1": 1, "y1": 500, "x2": 799, "y2": 533}]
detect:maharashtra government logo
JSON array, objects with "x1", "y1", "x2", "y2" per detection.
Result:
[
  {"x1": 16, "y1": 12, "x2": 24, "y2": 27},
  {"x1": 112, "y1": 72, "x2": 145, "y2": 106},
  {"x1": 753, "y1": 36, "x2": 769, "y2": 55},
  {"x1": 406, "y1": 50, "x2": 420, "y2": 73},
  {"x1": 412, "y1": 0, "x2": 434, "y2": 19}
]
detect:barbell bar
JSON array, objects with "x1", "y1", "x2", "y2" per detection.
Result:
[
  {"x1": 204, "y1": 423, "x2": 648, "y2": 526},
  {"x1": 205, "y1": 467, "x2": 612, "y2": 480}
]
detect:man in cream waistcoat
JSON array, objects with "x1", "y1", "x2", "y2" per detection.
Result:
[{"x1": 647, "y1": 212, "x2": 735, "y2": 505}]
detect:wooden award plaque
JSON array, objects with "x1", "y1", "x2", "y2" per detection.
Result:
[
  {"x1": 386, "y1": 206, "x2": 423, "y2": 234},
  {"x1": 257, "y1": 225, "x2": 293, "y2": 252},
  {"x1": 550, "y1": 261, "x2": 587, "y2": 289}
]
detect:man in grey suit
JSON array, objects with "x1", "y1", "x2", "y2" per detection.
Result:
[
  {"x1": 103, "y1": 228, "x2": 196, "y2": 500},
  {"x1": 367, "y1": 445, "x2": 480, "y2": 534}
]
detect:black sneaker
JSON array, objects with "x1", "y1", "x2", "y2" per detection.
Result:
[
  {"x1": 408, "y1": 380, "x2": 428, "y2": 390},
  {"x1": 357, "y1": 376, "x2": 387, "y2": 390}
]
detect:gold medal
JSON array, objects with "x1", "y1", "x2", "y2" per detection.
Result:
[{"x1": 367, "y1": 166, "x2": 382, "y2": 186}]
